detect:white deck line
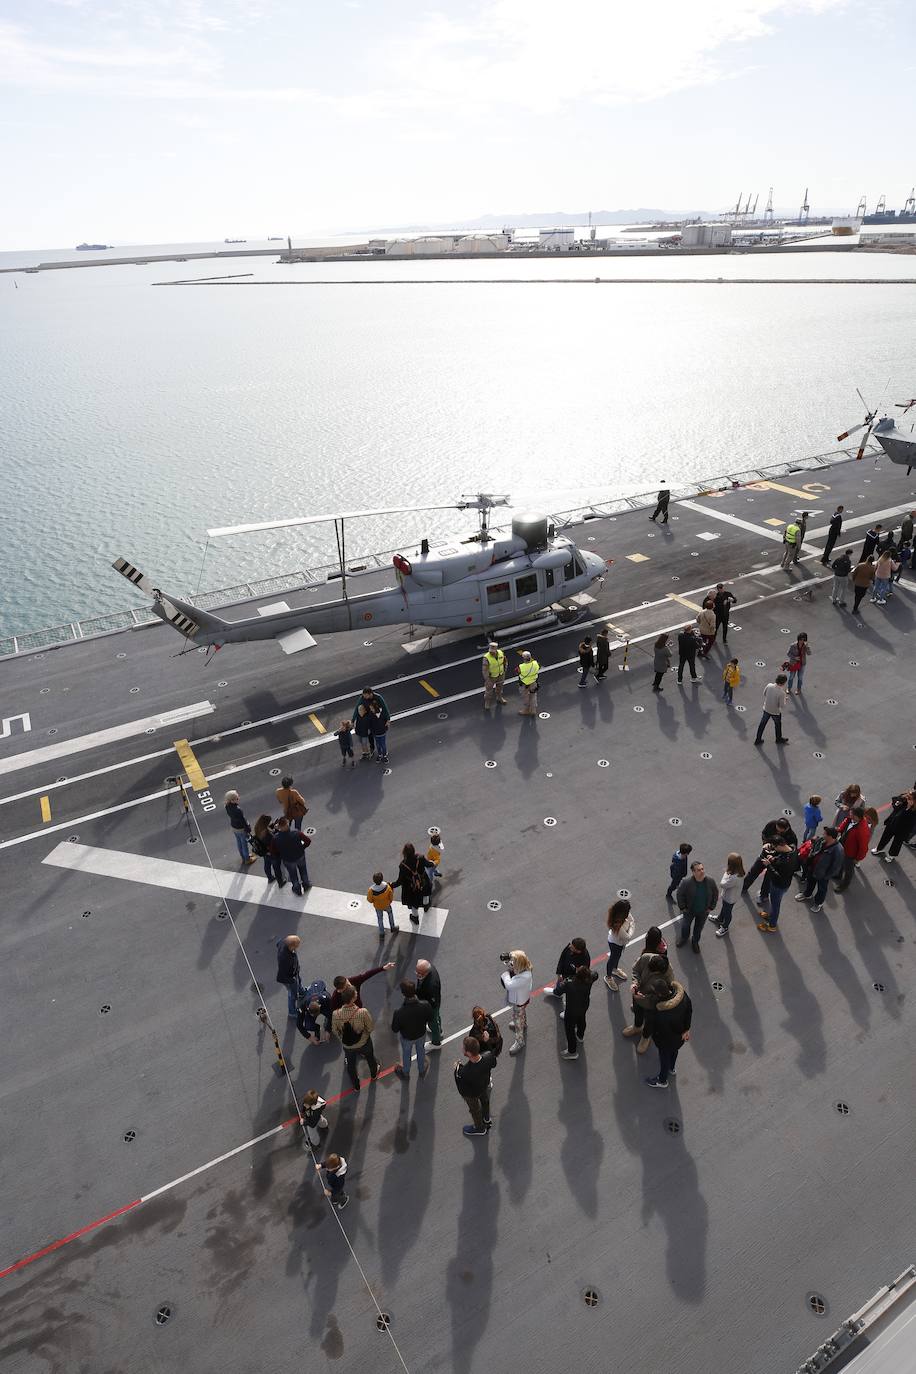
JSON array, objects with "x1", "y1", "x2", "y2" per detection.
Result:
[
  {"x1": 42, "y1": 842, "x2": 449, "y2": 936},
  {"x1": 677, "y1": 501, "x2": 785, "y2": 539},
  {"x1": 0, "y1": 702, "x2": 214, "y2": 777}
]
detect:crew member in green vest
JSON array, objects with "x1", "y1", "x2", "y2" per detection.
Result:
[
  {"x1": 780, "y1": 519, "x2": 801, "y2": 569},
  {"x1": 482, "y1": 642, "x2": 508, "y2": 710},
  {"x1": 517, "y1": 651, "x2": 540, "y2": 716}
]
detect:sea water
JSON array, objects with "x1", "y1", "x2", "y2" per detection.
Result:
[{"x1": 2, "y1": 241, "x2": 914, "y2": 636}]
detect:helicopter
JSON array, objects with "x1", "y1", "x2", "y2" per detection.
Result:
[
  {"x1": 112, "y1": 493, "x2": 610, "y2": 655},
  {"x1": 837, "y1": 385, "x2": 916, "y2": 473}
]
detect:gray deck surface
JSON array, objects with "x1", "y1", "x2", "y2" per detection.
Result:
[{"x1": 1, "y1": 458, "x2": 914, "y2": 1374}]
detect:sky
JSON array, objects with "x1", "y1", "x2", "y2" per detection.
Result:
[{"x1": 1, "y1": 0, "x2": 914, "y2": 249}]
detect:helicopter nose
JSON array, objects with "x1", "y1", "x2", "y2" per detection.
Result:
[{"x1": 584, "y1": 550, "x2": 607, "y2": 580}]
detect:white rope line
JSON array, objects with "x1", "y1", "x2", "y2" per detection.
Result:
[{"x1": 184, "y1": 798, "x2": 411, "y2": 1373}]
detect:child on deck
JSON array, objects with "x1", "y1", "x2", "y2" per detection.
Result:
[
  {"x1": 721, "y1": 658, "x2": 740, "y2": 705},
  {"x1": 334, "y1": 719, "x2": 355, "y2": 767},
  {"x1": 665, "y1": 842, "x2": 693, "y2": 901},
  {"x1": 803, "y1": 794, "x2": 823, "y2": 842},
  {"x1": 369, "y1": 703, "x2": 389, "y2": 763},
  {"x1": 425, "y1": 828, "x2": 444, "y2": 879},
  {"x1": 353, "y1": 704, "x2": 373, "y2": 760},
  {"x1": 316, "y1": 1153, "x2": 348, "y2": 1209},
  {"x1": 367, "y1": 871, "x2": 398, "y2": 937},
  {"x1": 302, "y1": 1089, "x2": 329, "y2": 1148}
]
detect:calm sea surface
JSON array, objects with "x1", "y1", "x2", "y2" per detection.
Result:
[{"x1": 2, "y1": 237, "x2": 915, "y2": 637}]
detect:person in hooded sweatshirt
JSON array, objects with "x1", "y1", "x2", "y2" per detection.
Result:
[
  {"x1": 622, "y1": 933, "x2": 670, "y2": 1055},
  {"x1": 644, "y1": 976, "x2": 693, "y2": 1089}
]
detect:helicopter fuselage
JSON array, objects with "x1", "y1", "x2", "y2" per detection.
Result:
[{"x1": 153, "y1": 530, "x2": 608, "y2": 650}]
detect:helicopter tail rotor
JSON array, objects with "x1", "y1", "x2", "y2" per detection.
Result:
[{"x1": 111, "y1": 556, "x2": 216, "y2": 640}]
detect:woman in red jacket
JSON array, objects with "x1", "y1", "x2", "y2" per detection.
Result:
[{"x1": 834, "y1": 806, "x2": 878, "y2": 892}]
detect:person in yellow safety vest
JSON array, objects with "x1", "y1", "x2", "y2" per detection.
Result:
[
  {"x1": 780, "y1": 520, "x2": 801, "y2": 570},
  {"x1": 482, "y1": 642, "x2": 508, "y2": 709},
  {"x1": 518, "y1": 651, "x2": 540, "y2": 716}
]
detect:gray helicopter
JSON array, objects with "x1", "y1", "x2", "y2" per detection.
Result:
[
  {"x1": 112, "y1": 494, "x2": 609, "y2": 655},
  {"x1": 838, "y1": 389, "x2": 916, "y2": 472}
]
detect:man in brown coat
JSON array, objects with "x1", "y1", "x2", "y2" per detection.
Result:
[{"x1": 331, "y1": 987, "x2": 380, "y2": 1091}]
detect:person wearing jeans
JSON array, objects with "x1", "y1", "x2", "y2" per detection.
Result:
[
  {"x1": 675, "y1": 861, "x2": 719, "y2": 952},
  {"x1": 271, "y1": 818, "x2": 311, "y2": 895},
  {"x1": 795, "y1": 829, "x2": 844, "y2": 911},
  {"x1": 500, "y1": 951, "x2": 533, "y2": 1056},
  {"x1": 391, "y1": 981, "x2": 431, "y2": 1079},
  {"x1": 712, "y1": 853, "x2": 744, "y2": 938},
  {"x1": 276, "y1": 935, "x2": 304, "y2": 1017},
  {"x1": 645, "y1": 979, "x2": 693, "y2": 1089},
  {"x1": 785, "y1": 633, "x2": 810, "y2": 695},
  {"x1": 753, "y1": 676, "x2": 789, "y2": 746},
  {"x1": 225, "y1": 790, "x2": 256, "y2": 865},
  {"x1": 756, "y1": 841, "x2": 797, "y2": 931}
]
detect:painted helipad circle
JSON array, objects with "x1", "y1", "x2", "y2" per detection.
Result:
[
  {"x1": 487, "y1": 900, "x2": 502, "y2": 912},
  {"x1": 826, "y1": 698, "x2": 839, "y2": 705},
  {"x1": 544, "y1": 817, "x2": 557, "y2": 827},
  {"x1": 669, "y1": 817, "x2": 682, "y2": 826},
  {"x1": 130, "y1": 687, "x2": 140, "y2": 693},
  {"x1": 40, "y1": 687, "x2": 50, "y2": 694},
  {"x1": 309, "y1": 679, "x2": 319, "y2": 686},
  {"x1": 735, "y1": 705, "x2": 746, "y2": 712},
  {"x1": 538, "y1": 712, "x2": 550, "y2": 719},
  {"x1": 269, "y1": 768, "x2": 281, "y2": 776},
  {"x1": 849, "y1": 660, "x2": 859, "y2": 667},
  {"x1": 146, "y1": 727, "x2": 155, "y2": 734},
  {"x1": 700, "y1": 751, "x2": 712, "y2": 760},
  {"x1": 671, "y1": 576, "x2": 680, "y2": 581},
  {"x1": 363, "y1": 640, "x2": 373, "y2": 647},
  {"x1": 597, "y1": 759, "x2": 610, "y2": 768},
  {"x1": 484, "y1": 760, "x2": 497, "y2": 769},
  {"x1": 217, "y1": 680, "x2": 228, "y2": 688},
  {"x1": 383, "y1": 768, "x2": 392, "y2": 776},
  {"x1": 617, "y1": 888, "x2": 630, "y2": 899},
  {"x1": 117, "y1": 652, "x2": 126, "y2": 659},
  {"x1": 813, "y1": 751, "x2": 824, "y2": 758},
  {"x1": 348, "y1": 900, "x2": 361, "y2": 910},
  {"x1": 783, "y1": 808, "x2": 794, "y2": 817},
  {"x1": 633, "y1": 706, "x2": 644, "y2": 713},
  {"x1": 304, "y1": 826, "x2": 316, "y2": 837},
  {"x1": 780, "y1": 628, "x2": 791, "y2": 635},
  {"x1": 755, "y1": 660, "x2": 766, "y2": 667},
  {"x1": 437, "y1": 712, "x2": 448, "y2": 720}
]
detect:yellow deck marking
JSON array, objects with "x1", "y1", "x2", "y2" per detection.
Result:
[
  {"x1": 308, "y1": 713, "x2": 327, "y2": 734},
  {"x1": 801, "y1": 481, "x2": 831, "y2": 493},
  {"x1": 764, "y1": 517, "x2": 786, "y2": 527},
  {"x1": 746, "y1": 480, "x2": 820, "y2": 500},
  {"x1": 40, "y1": 795, "x2": 51, "y2": 823},
  {"x1": 173, "y1": 739, "x2": 208, "y2": 790},
  {"x1": 667, "y1": 592, "x2": 703, "y2": 612},
  {"x1": 419, "y1": 679, "x2": 440, "y2": 698},
  {"x1": 626, "y1": 552, "x2": 650, "y2": 563}
]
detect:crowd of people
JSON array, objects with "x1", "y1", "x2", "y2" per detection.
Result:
[{"x1": 216, "y1": 497, "x2": 914, "y2": 1206}]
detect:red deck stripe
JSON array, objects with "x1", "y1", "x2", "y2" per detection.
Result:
[{"x1": 0, "y1": 1199, "x2": 142, "y2": 1280}]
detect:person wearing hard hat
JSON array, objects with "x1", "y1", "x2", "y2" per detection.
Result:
[
  {"x1": 517, "y1": 651, "x2": 540, "y2": 716},
  {"x1": 482, "y1": 642, "x2": 507, "y2": 710}
]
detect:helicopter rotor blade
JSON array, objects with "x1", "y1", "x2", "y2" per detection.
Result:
[
  {"x1": 855, "y1": 421, "x2": 876, "y2": 462},
  {"x1": 207, "y1": 504, "x2": 474, "y2": 539},
  {"x1": 837, "y1": 420, "x2": 868, "y2": 441}
]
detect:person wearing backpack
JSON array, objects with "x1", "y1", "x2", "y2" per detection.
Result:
[
  {"x1": 331, "y1": 986, "x2": 380, "y2": 1091},
  {"x1": 296, "y1": 978, "x2": 333, "y2": 1044},
  {"x1": 794, "y1": 827, "x2": 843, "y2": 912}
]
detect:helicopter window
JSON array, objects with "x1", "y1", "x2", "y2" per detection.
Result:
[
  {"x1": 515, "y1": 573, "x2": 538, "y2": 597},
  {"x1": 486, "y1": 581, "x2": 511, "y2": 606},
  {"x1": 562, "y1": 556, "x2": 576, "y2": 581},
  {"x1": 545, "y1": 568, "x2": 555, "y2": 588}
]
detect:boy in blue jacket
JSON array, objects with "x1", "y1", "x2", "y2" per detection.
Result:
[{"x1": 665, "y1": 842, "x2": 693, "y2": 901}]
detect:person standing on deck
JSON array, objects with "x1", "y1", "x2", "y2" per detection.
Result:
[
  {"x1": 830, "y1": 548, "x2": 853, "y2": 607},
  {"x1": 454, "y1": 1036, "x2": 496, "y2": 1137},
  {"x1": 821, "y1": 506, "x2": 845, "y2": 565},
  {"x1": 416, "y1": 959, "x2": 443, "y2": 1048},
  {"x1": 577, "y1": 637, "x2": 595, "y2": 687},
  {"x1": 677, "y1": 626, "x2": 701, "y2": 684},
  {"x1": 712, "y1": 583, "x2": 738, "y2": 643},
  {"x1": 860, "y1": 524, "x2": 883, "y2": 561},
  {"x1": 649, "y1": 486, "x2": 671, "y2": 523},
  {"x1": 793, "y1": 512, "x2": 809, "y2": 563},
  {"x1": 482, "y1": 642, "x2": 508, "y2": 710},
  {"x1": 275, "y1": 776, "x2": 308, "y2": 831},
  {"x1": 696, "y1": 602, "x2": 717, "y2": 658},
  {"x1": 753, "y1": 674, "x2": 789, "y2": 746},
  {"x1": 675, "y1": 861, "x2": 718, "y2": 953},
  {"x1": 517, "y1": 651, "x2": 540, "y2": 714},
  {"x1": 780, "y1": 519, "x2": 801, "y2": 569},
  {"x1": 851, "y1": 557, "x2": 875, "y2": 615},
  {"x1": 594, "y1": 629, "x2": 611, "y2": 681}
]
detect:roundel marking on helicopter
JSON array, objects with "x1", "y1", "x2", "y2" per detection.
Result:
[{"x1": 363, "y1": 612, "x2": 373, "y2": 622}]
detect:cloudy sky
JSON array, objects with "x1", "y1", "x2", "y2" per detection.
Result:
[{"x1": 1, "y1": 0, "x2": 913, "y2": 248}]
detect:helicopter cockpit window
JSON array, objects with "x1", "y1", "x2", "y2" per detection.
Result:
[
  {"x1": 562, "y1": 555, "x2": 576, "y2": 581},
  {"x1": 515, "y1": 573, "x2": 538, "y2": 597},
  {"x1": 486, "y1": 581, "x2": 511, "y2": 606}
]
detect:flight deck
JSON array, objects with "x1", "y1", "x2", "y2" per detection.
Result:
[{"x1": 0, "y1": 457, "x2": 914, "y2": 1374}]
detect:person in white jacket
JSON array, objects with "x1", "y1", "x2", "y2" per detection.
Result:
[{"x1": 500, "y1": 950, "x2": 533, "y2": 1056}]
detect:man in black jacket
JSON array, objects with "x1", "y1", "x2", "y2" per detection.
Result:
[
  {"x1": 271, "y1": 818, "x2": 311, "y2": 894},
  {"x1": 276, "y1": 935, "x2": 304, "y2": 1018},
  {"x1": 741, "y1": 817, "x2": 798, "y2": 895},
  {"x1": 649, "y1": 486, "x2": 671, "y2": 523},
  {"x1": 547, "y1": 937, "x2": 590, "y2": 997},
  {"x1": 392, "y1": 981, "x2": 432, "y2": 1080},
  {"x1": 415, "y1": 959, "x2": 442, "y2": 1048},
  {"x1": 712, "y1": 583, "x2": 738, "y2": 643},
  {"x1": 455, "y1": 1035, "x2": 496, "y2": 1136},
  {"x1": 821, "y1": 505, "x2": 844, "y2": 565},
  {"x1": 677, "y1": 626, "x2": 701, "y2": 683},
  {"x1": 675, "y1": 862, "x2": 718, "y2": 952}
]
